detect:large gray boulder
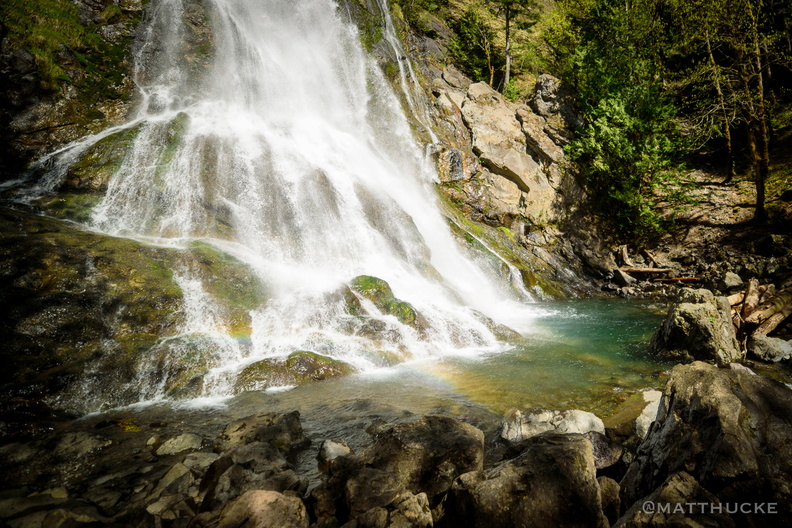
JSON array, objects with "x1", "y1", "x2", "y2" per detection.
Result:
[
  {"x1": 615, "y1": 472, "x2": 734, "y2": 528},
  {"x1": 620, "y1": 362, "x2": 792, "y2": 526},
  {"x1": 649, "y1": 288, "x2": 741, "y2": 366},
  {"x1": 747, "y1": 334, "x2": 792, "y2": 362},
  {"x1": 444, "y1": 433, "x2": 609, "y2": 528},
  {"x1": 500, "y1": 408, "x2": 604, "y2": 443}
]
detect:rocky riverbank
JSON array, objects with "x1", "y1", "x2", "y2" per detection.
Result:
[{"x1": 0, "y1": 360, "x2": 790, "y2": 527}]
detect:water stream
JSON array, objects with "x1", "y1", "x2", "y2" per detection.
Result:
[{"x1": 11, "y1": 0, "x2": 671, "y2": 415}]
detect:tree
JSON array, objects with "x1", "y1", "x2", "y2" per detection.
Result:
[
  {"x1": 490, "y1": 0, "x2": 538, "y2": 92},
  {"x1": 450, "y1": 4, "x2": 500, "y2": 86}
]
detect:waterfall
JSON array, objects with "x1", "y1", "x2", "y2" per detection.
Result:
[{"x1": 22, "y1": 0, "x2": 536, "y2": 405}]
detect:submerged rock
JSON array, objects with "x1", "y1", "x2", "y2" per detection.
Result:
[{"x1": 649, "y1": 288, "x2": 741, "y2": 366}]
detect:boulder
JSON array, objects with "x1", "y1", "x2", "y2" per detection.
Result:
[
  {"x1": 362, "y1": 416, "x2": 484, "y2": 500},
  {"x1": 634, "y1": 390, "x2": 662, "y2": 438},
  {"x1": 156, "y1": 433, "x2": 204, "y2": 456},
  {"x1": 598, "y1": 476, "x2": 621, "y2": 525},
  {"x1": 214, "y1": 411, "x2": 308, "y2": 454},
  {"x1": 515, "y1": 107, "x2": 565, "y2": 164},
  {"x1": 620, "y1": 362, "x2": 792, "y2": 524},
  {"x1": 529, "y1": 74, "x2": 583, "y2": 131},
  {"x1": 209, "y1": 490, "x2": 308, "y2": 528},
  {"x1": 615, "y1": 472, "x2": 734, "y2": 528},
  {"x1": 719, "y1": 272, "x2": 743, "y2": 292},
  {"x1": 500, "y1": 408, "x2": 604, "y2": 443},
  {"x1": 317, "y1": 439, "x2": 352, "y2": 474},
  {"x1": 649, "y1": 288, "x2": 741, "y2": 366},
  {"x1": 199, "y1": 442, "x2": 306, "y2": 511},
  {"x1": 444, "y1": 433, "x2": 608, "y2": 528},
  {"x1": 747, "y1": 334, "x2": 792, "y2": 362}
]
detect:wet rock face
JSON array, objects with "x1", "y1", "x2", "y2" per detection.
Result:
[
  {"x1": 620, "y1": 362, "x2": 792, "y2": 525},
  {"x1": 649, "y1": 288, "x2": 741, "y2": 366},
  {"x1": 443, "y1": 433, "x2": 609, "y2": 528}
]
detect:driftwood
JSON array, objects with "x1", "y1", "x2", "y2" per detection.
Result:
[
  {"x1": 759, "y1": 284, "x2": 776, "y2": 304},
  {"x1": 745, "y1": 289, "x2": 792, "y2": 325},
  {"x1": 619, "y1": 245, "x2": 635, "y2": 267},
  {"x1": 620, "y1": 267, "x2": 673, "y2": 274},
  {"x1": 652, "y1": 277, "x2": 699, "y2": 283},
  {"x1": 641, "y1": 249, "x2": 661, "y2": 268},
  {"x1": 755, "y1": 301, "x2": 792, "y2": 335},
  {"x1": 727, "y1": 291, "x2": 745, "y2": 306},
  {"x1": 742, "y1": 278, "x2": 761, "y2": 319}
]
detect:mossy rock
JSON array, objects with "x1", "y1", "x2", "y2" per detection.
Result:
[
  {"x1": 349, "y1": 275, "x2": 420, "y2": 328},
  {"x1": 35, "y1": 193, "x2": 102, "y2": 223},
  {"x1": 0, "y1": 207, "x2": 185, "y2": 410},
  {"x1": 146, "y1": 334, "x2": 225, "y2": 398},
  {"x1": 471, "y1": 310, "x2": 522, "y2": 342},
  {"x1": 235, "y1": 351, "x2": 356, "y2": 392},
  {"x1": 185, "y1": 241, "x2": 268, "y2": 336},
  {"x1": 62, "y1": 124, "x2": 143, "y2": 193}
]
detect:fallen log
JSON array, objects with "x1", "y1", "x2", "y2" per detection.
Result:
[
  {"x1": 727, "y1": 291, "x2": 745, "y2": 306},
  {"x1": 641, "y1": 249, "x2": 661, "y2": 268},
  {"x1": 745, "y1": 288, "x2": 792, "y2": 325},
  {"x1": 652, "y1": 277, "x2": 699, "y2": 283},
  {"x1": 754, "y1": 301, "x2": 792, "y2": 336},
  {"x1": 758, "y1": 284, "x2": 776, "y2": 304},
  {"x1": 620, "y1": 267, "x2": 672, "y2": 274},
  {"x1": 741, "y1": 279, "x2": 761, "y2": 320}
]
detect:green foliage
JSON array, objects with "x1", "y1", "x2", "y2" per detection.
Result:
[
  {"x1": 0, "y1": 0, "x2": 134, "y2": 97},
  {"x1": 548, "y1": 0, "x2": 689, "y2": 239},
  {"x1": 450, "y1": 5, "x2": 501, "y2": 84}
]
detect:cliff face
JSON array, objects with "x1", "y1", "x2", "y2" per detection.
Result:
[{"x1": 346, "y1": 0, "x2": 619, "y2": 291}]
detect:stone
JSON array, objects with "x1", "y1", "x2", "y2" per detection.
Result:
[
  {"x1": 584, "y1": 431, "x2": 623, "y2": 469},
  {"x1": 614, "y1": 269, "x2": 638, "y2": 287},
  {"x1": 200, "y1": 442, "x2": 305, "y2": 511},
  {"x1": 747, "y1": 334, "x2": 792, "y2": 362},
  {"x1": 500, "y1": 408, "x2": 605, "y2": 443},
  {"x1": 614, "y1": 472, "x2": 734, "y2": 528},
  {"x1": 441, "y1": 66, "x2": 471, "y2": 90},
  {"x1": 389, "y1": 492, "x2": 432, "y2": 527},
  {"x1": 156, "y1": 433, "x2": 204, "y2": 456},
  {"x1": 634, "y1": 390, "x2": 662, "y2": 438},
  {"x1": 345, "y1": 468, "x2": 404, "y2": 518},
  {"x1": 597, "y1": 476, "x2": 621, "y2": 526},
  {"x1": 649, "y1": 288, "x2": 741, "y2": 366},
  {"x1": 444, "y1": 433, "x2": 608, "y2": 528},
  {"x1": 620, "y1": 362, "x2": 792, "y2": 522},
  {"x1": 54, "y1": 432, "x2": 111, "y2": 458},
  {"x1": 719, "y1": 272, "x2": 743, "y2": 292},
  {"x1": 318, "y1": 440, "x2": 352, "y2": 474},
  {"x1": 459, "y1": 83, "x2": 557, "y2": 222},
  {"x1": 515, "y1": 107, "x2": 565, "y2": 164},
  {"x1": 212, "y1": 490, "x2": 308, "y2": 528},
  {"x1": 362, "y1": 416, "x2": 484, "y2": 500},
  {"x1": 529, "y1": 74, "x2": 583, "y2": 130}
]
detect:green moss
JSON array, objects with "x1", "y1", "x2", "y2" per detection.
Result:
[
  {"x1": 235, "y1": 351, "x2": 355, "y2": 391},
  {"x1": 349, "y1": 275, "x2": 420, "y2": 327},
  {"x1": 61, "y1": 124, "x2": 142, "y2": 194},
  {"x1": 185, "y1": 241, "x2": 268, "y2": 336}
]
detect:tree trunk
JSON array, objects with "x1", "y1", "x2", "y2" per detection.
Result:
[
  {"x1": 745, "y1": 289, "x2": 792, "y2": 325},
  {"x1": 755, "y1": 301, "x2": 792, "y2": 335},
  {"x1": 705, "y1": 33, "x2": 734, "y2": 182},
  {"x1": 503, "y1": 5, "x2": 511, "y2": 92}
]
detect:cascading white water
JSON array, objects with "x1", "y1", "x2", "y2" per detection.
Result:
[{"x1": 24, "y1": 0, "x2": 539, "y2": 404}]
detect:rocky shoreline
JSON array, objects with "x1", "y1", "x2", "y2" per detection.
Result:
[{"x1": 1, "y1": 356, "x2": 790, "y2": 527}]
